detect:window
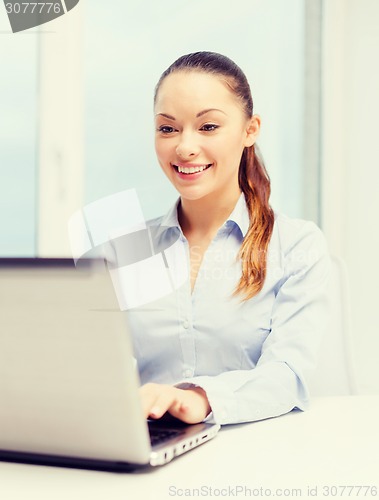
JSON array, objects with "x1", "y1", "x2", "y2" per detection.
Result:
[
  {"x1": 0, "y1": 10, "x2": 38, "y2": 256},
  {"x1": 1, "y1": 0, "x2": 322, "y2": 257}
]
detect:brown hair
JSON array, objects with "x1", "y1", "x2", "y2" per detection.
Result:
[{"x1": 154, "y1": 52, "x2": 274, "y2": 300}]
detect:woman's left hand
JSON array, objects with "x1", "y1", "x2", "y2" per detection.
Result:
[{"x1": 139, "y1": 383, "x2": 211, "y2": 424}]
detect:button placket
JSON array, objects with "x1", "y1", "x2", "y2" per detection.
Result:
[{"x1": 178, "y1": 281, "x2": 196, "y2": 379}]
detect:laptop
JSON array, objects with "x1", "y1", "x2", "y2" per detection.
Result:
[{"x1": 0, "y1": 258, "x2": 220, "y2": 471}]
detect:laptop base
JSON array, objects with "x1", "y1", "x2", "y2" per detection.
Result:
[{"x1": 0, "y1": 449, "x2": 149, "y2": 473}]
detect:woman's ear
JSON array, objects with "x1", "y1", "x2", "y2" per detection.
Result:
[{"x1": 244, "y1": 115, "x2": 261, "y2": 147}]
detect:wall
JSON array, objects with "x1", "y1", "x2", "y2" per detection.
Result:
[{"x1": 322, "y1": 0, "x2": 379, "y2": 394}]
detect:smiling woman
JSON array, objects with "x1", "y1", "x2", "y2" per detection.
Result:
[
  {"x1": 121, "y1": 51, "x2": 331, "y2": 426},
  {"x1": 153, "y1": 55, "x2": 271, "y2": 299}
]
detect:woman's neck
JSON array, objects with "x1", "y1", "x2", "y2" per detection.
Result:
[{"x1": 178, "y1": 189, "x2": 242, "y2": 239}]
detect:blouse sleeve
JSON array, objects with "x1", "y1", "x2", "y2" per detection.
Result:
[{"x1": 177, "y1": 221, "x2": 331, "y2": 425}]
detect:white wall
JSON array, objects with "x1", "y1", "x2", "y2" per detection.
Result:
[{"x1": 322, "y1": 0, "x2": 379, "y2": 394}]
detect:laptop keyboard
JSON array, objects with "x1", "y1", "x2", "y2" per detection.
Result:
[{"x1": 148, "y1": 424, "x2": 184, "y2": 447}]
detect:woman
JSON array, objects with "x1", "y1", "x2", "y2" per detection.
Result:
[{"x1": 133, "y1": 51, "x2": 330, "y2": 425}]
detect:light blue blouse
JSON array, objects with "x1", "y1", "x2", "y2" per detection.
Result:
[{"x1": 122, "y1": 194, "x2": 331, "y2": 425}]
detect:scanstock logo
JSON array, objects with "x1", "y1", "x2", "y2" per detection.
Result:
[
  {"x1": 3, "y1": 0, "x2": 80, "y2": 33},
  {"x1": 68, "y1": 189, "x2": 189, "y2": 311}
]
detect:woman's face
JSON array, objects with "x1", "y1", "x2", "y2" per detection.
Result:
[{"x1": 154, "y1": 71, "x2": 260, "y2": 204}]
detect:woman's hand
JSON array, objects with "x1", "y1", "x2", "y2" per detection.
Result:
[{"x1": 139, "y1": 383, "x2": 211, "y2": 424}]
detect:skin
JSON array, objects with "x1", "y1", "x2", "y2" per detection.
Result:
[{"x1": 140, "y1": 70, "x2": 261, "y2": 424}]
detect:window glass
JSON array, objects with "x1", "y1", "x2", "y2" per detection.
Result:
[
  {"x1": 84, "y1": 0, "x2": 305, "y2": 221},
  {"x1": 0, "y1": 0, "x2": 310, "y2": 256},
  {"x1": 0, "y1": 10, "x2": 37, "y2": 256}
]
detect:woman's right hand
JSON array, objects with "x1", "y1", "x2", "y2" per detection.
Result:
[{"x1": 139, "y1": 382, "x2": 211, "y2": 424}]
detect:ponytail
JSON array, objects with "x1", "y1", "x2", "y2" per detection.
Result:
[{"x1": 235, "y1": 144, "x2": 274, "y2": 300}]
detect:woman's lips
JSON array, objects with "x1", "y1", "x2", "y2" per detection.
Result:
[{"x1": 172, "y1": 163, "x2": 213, "y2": 175}]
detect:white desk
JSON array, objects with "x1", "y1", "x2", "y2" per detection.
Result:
[{"x1": 1, "y1": 396, "x2": 378, "y2": 500}]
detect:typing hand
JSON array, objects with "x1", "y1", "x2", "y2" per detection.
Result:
[{"x1": 139, "y1": 383, "x2": 211, "y2": 424}]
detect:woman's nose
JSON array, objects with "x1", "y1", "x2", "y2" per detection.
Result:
[{"x1": 175, "y1": 133, "x2": 199, "y2": 159}]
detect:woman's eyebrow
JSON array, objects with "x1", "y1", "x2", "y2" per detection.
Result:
[
  {"x1": 155, "y1": 108, "x2": 226, "y2": 120},
  {"x1": 155, "y1": 112, "x2": 176, "y2": 120},
  {"x1": 196, "y1": 108, "x2": 227, "y2": 117}
]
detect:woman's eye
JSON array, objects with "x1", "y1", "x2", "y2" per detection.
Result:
[
  {"x1": 200, "y1": 124, "x2": 219, "y2": 132},
  {"x1": 157, "y1": 125, "x2": 176, "y2": 134}
]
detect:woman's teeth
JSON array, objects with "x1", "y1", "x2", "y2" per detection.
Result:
[{"x1": 176, "y1": 164, "x2": 211, "y2": 174}]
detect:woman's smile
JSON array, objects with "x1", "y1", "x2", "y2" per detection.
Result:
[{"x1": 172, "y1": 162, "x2": 213, "y2": 179}]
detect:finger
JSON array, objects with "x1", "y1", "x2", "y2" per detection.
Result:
[
  {"x1": 139, "y1": 383, "x2": 163, "y2": 418},
  {"x1": 148, "y1": 390, "x2": 182, "y2": 419},
  {"x1": 166, "y1": 399, "x2": 190, "y2": 420},
  {"x1": 167, "y1": 388, "x2": 211, "y2": 424}
]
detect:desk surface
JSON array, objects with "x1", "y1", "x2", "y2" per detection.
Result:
[{"x1": 1, "y1": 395, "x2": 378, "y2": 500}]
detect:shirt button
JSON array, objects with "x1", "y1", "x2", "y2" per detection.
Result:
[
  {"x1": 183, "y1": 320, "x2": 190, "y2": 329},
  {"x1": 183, "y1": 369, "x2": 192, "y2": 378}
]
